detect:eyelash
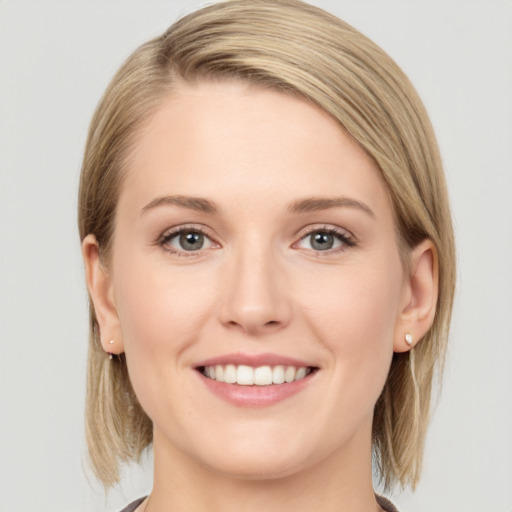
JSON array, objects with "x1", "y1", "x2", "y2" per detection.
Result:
[
  {"x1": 296, "y1": 225, "x2": 357, "y2": 255},
  {"x1": 156, "y1": 225, "x2": 356, "y2": 258},
  {"x1": 157, "y1": 226, "x2": 215, "y2": 258}
]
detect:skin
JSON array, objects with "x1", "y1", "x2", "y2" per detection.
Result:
[{"x1": 83, "y1": 80, "x2": 437, "y2": 512}]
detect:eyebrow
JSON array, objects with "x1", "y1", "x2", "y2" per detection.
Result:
[
  {"x1": 141, "y1": 195, "x2": 219, "y2": 215},
  {"x1": 141, "y1": 194, "x2": 375, "y2": 218},
  {"x1": 287, "y1": 197, "x2": 375, "y2": 218}
]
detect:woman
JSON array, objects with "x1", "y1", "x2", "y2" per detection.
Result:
[{"x1": 79, "y1": 1, "x2": 455, "y2": 511}]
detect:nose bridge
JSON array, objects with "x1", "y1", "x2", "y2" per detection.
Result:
[{"x1": 220, "y1": 235, "x2": 290, "y2": 335}]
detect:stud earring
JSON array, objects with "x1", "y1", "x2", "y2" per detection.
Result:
[
  {"x1": 108, "y1": 339, "x2": 114, "y2": 359},
  {"x1": 405, "y1": 333, "x2": 414, "y2": 346}
]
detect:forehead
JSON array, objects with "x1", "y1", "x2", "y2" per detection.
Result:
[{"x1": 120, "y1": 80, "x2": 392, "y2": 220}]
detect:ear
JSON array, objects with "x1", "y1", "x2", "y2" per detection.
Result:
[
  {"x1": 394, "y1": 239, "x2": 439, "y2": 353},
  {"x1": 82, "y1": 234, "x2": 124, "y2": 355}
]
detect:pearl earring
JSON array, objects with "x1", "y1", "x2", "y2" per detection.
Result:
[
  {"x1": 405, "y1": 333, "x2": 414, "y2": 346},
  {"x1": 108, "y1": 339, "x2": 114, "y2": 359}
]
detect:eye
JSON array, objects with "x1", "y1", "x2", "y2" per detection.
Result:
[
  {"x1": 296, "y1": 227, "x2": 355, "y2": 253},
  {"x1": 159, "y1": 227, "x2": 216, "y2": 255}
]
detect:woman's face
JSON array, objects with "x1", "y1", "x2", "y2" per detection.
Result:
[{"x1": 99, "y1": 81, "x2": 413, "y2": 478}]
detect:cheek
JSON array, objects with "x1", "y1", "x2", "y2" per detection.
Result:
[
  {"x1": 298, "y1": 255, "x2": 403, "y2": 389},
  {"x1": 304, "y1": 257, "x2": 401, "y2": 334},
  {"x1": 111, "y1": 256, "x2": 218, "y2": 403},
  {"x1": 115, "y1": 261, "x2": 217, "y2": 352},
  {"x1": 112, "y1": 260, "x2": 225, "y2": 433}
]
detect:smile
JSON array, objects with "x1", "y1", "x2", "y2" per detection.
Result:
[
  {"x1": 200, "y1": 364, "x2": 313, "y2": 386},
  {"x1": 194, "y1": 353, "x2": 319, "y2": 407}
]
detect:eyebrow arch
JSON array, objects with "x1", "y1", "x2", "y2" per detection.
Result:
[
  {"x1": 141, "y1": 195, "x2": 219, "y2": 215},
  {"x1": 288, "y1": 197, "x2": 375, "y2": 218}
]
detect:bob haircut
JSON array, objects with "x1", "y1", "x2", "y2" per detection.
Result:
[{"x1": 78, "y1": 0, "x2": 455, "y2": 491}]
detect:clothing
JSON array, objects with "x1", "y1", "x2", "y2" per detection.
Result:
[
  {"x1": 119, "y1": 497, "x2": 146, "y2": 512},
  {"x1": 377, "y1": 494, "x2": 400, "y2": 512},
  {"x1": 119, "y1": 495, "x2": 399, "y2": 512}
]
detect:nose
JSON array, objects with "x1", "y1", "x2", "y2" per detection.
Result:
[{"x1": 219, "y1": 243, "x2": 292, "y2": 336}]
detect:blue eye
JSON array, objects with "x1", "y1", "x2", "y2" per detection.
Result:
[
  {"x1": 160, "y1": 228, "x2": 215, "y2": 253},
  {"x1": 297, "y1": 228, "x2": 355, "y2": 252},
  {"x1": 309, "y1": 232, "x2": 337, "y2": 250},
  {"x1": 178, "y1": 231, "x2": 205, "y2": 251}
]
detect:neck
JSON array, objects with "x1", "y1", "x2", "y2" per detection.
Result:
[{"x1": 148, "y1": 424, "x2": 382, "y2": 512}]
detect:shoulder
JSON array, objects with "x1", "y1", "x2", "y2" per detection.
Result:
[{"x1": 119, "y1": 497, "x2": 147, "y2": 512}]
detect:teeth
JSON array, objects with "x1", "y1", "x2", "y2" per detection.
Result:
[
  {"x1": 254, "y1": 365, "x2": 273, "y2": 385},
  {"x1": 224, "y1": 364, "x2": 237, "y2": 384},
  {"x1": 295, "y1": 367, "x2": 306, "y2": 380},
  {"x1": 285, "y1": 366, "x2": 296, "y2": 383},
  {"x1": 272, "y1": 365, "x2": 285, "y2": 384},
  {"x1": 202, "y1": 364, "x2": 311, "y2": 385},
  {"x1": 237, "y1": 365, "x2": 254, "y2": 385}
]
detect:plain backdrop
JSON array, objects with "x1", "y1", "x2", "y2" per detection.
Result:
[{"x1": 0, "y1": 1, "x2": 511, "y2": 511}]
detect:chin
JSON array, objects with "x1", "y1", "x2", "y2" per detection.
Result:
[
  {"x1": 203, "y1": 452, "x2": 313, "y2": 481},
  {"x1": 188, "y1": 430, "x2": 323, "y2": 482}
]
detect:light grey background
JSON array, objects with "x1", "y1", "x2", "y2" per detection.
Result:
[{"x1": 1, "y1": 1, "x2": 511, "y2": 511}]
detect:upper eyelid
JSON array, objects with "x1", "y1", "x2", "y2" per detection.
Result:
[
  {"x1": 158, "y1": 224, "x2": 216, "y2": 241},
  {"x1": 295, "y1": 224, "x2": 355, "y2": 240},
  {"x1": 156, "y1": 223, "x2": 356, "y2": 247},
  {"x1": 293, "y1": 225, "x2": 357, "y2": 252},
  {"x1": 157, "y1": 226, "x2": 218, "y2": 257}
]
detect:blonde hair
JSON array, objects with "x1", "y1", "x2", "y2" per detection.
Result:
[{"x1": 78, "y1": 0, "x2": 455, "y2": 490}]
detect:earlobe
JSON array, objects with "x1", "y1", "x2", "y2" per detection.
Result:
[
  {"x1": 82, "y1": 234, "x2": 124, "y2": 355},
  {"x1": 394, "y1": 239, "x2": 439, "y2": 353}
]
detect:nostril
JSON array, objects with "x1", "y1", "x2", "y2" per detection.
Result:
[{"x1": 226, "y1": 319, "x2": 281, "y2": 330}]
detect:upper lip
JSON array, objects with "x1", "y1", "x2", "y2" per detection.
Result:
[{"x1": 194, "y1": 352, "x2": 316, "y2": 368}]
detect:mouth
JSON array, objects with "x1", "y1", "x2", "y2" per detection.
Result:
[
  {"x1": 197, "y1": 364, "x2": 317, "y2": 386},
  {"x1": 193, "y1": 353, "x2": 319, "y2": 406}
]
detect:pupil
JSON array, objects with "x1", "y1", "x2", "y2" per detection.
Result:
[
  {"x1": 311, "y1": 232, "x2": 333, "y2": 250},
  {"x1": 180, "y1": 231, "x2": 203, "y2": 250}
]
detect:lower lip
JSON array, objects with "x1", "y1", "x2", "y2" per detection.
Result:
[{"x1": 198, "y1": 372, "x2": 315, "y2": 407}]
